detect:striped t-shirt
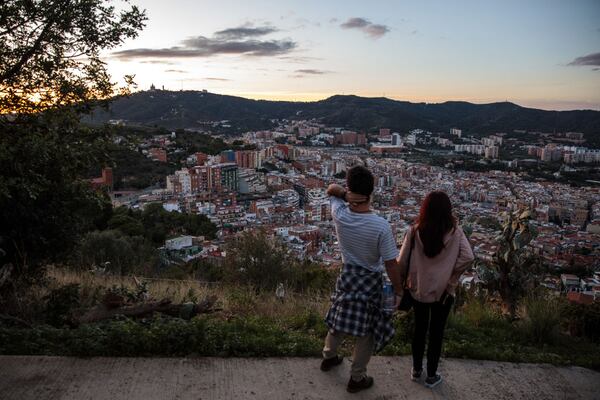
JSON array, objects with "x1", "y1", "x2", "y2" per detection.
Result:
[{"x1": 330, "y1": 197, "x2": 399, "y2": 272}]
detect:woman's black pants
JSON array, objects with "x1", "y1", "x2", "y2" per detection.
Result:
[{"x1": 412, "y1": 296, "x2": 454, "y2": 377}]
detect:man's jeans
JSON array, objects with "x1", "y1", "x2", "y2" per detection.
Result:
[{"x1": 322, "y1": 330, "x2": 374, "y2": 380}]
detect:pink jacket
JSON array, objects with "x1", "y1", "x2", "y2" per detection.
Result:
[{"x1": 398, "y1": 226, "x2": 474, "y2": 303}]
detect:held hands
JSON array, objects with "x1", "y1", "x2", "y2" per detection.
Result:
[
  {"x1": 394, "y1": 293, "x2": 403, "y2": 310},
  {"x1": 326, "y1": 184, "x2": 369, "y2": 206}
]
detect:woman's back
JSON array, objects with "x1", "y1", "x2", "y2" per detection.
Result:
[{"x1": 402, "y1": 226, "x2": 473, "y2": 303}]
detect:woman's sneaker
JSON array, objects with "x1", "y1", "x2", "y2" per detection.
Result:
[
  {"x1": 347, "y1": 376, "x2": 374, "y2": 393},
  {"x1": 411, "y1": 368, "x2": 423, "y2": 381},
  {"x1": 424, "y1": 374, "x2": 442, "y2": 388}
]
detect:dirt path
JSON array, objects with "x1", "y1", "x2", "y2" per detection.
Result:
[{"x1": 1, "y1": 356, "x2": 598, "y2": 399}]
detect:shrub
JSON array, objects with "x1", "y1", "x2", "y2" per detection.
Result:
[
  {"x1": 520, "y1": 295, "x2": 562, "y2": 345},
  {"x1": 222, "y1": 231, "x2": 338, "y2": 292},
  {"x1": 43, "y1": 284, "x2": 80, "y2": 327},
  {"x1": 460, "y1": 297, "x2": 504, "y2": 329},
  {"x1": 76, "y1": 230, "x2": 157, "y2": 275},
  {"x1": 190, "y1": 259, "x2": 224, "y2": 282},
  {"x1": 290, "y1": 261, "x2": 337, "y2": 293},
  {"x1": 222, "y1": 230, "x2": 297, "y2": 291},
  {"x1": 226, "y1": 286, "x2": 258, "y2": 314},
  {"x1": 563, "y1": 302, "x2": 600, "y2": 343},
  {"x1": 0, "y1": 316, "x2": 322, "y2": 357}
]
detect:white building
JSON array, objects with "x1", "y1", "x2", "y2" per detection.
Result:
[
  {"x1": 450, "y1": 128, "x2": 462, "y2": 138},
  {"x1": 165, "y1": 236, "x2": 193, "y2": 250},
  {"x1": 485, "y1": 146, "x2": 499, "y2": 159}
]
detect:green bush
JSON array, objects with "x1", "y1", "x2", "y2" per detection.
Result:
[
  {"x1": 563, "y1": 302, "x2": 600, "y2": 343},
  {"x1": 458, "y1": 297, "x2": 504, "y2": 329},
  {"x1": 43, "y1": 284, "x2": 81, "y2": 327},
  {"x1": 76, "y1": 230, "x2": 157, "y2": 275},
  {"x1": 222, "y1": 230, "x2": 337, "y2": 292},
  {"x1": 190, "y1": 259, "x2": 224, "y2": 282},
  {"x1": 0, "y1": 316, "x2": 322, "y2": 357},
  {"x1": 223, "y1": 230, "x2": 293, "y2": 290},
  {"x1": 2, "y1": 286, "x2": 600, "y2": 370},
  {"x1": 290, "y1": 262, "x2": 337, "y2": 293},
  {"x1": 520, "y1": 295, "x2": 562, "y2": 345}
]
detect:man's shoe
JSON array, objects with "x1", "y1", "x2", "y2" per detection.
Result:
[
  {"x1": 424, "y1": 374, "x2": 442, "y2": 388},
  {"x1": 411, "y1": 368, "x2": 423, "y2": 381},
  {"x1": 347, "y1": 376, "x2": 374, "y2": 393},
  {"x1": 320, "y1": 356, "x2": 343, "y2": 371}
]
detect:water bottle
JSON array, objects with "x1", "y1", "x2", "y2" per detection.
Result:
[{"x1": 382, "y1": 275, "x2": 395, "y2": 314}]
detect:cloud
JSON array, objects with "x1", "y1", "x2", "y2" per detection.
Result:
[
  {"x1": 567, "y1": 52, "x2": 600, "y2": 66},
  {"x1": 340, "y1": 17, "x2": 390, "y2": 38},
  {"x1": 341, "y1": 17, "x2": 369, "y2": 29},
  {"x1": 140, "y1": 60, "x2": 177, "y2": 65},
  {"x1": 291, "y1": 18, "x2": 321, "y2": 30},
  {"x1": 278, "y1": 55, "x2": 323, "y2": 63},
  {"x1": 291, "y1": 69, "x2": 334, "y2": 78},
  {"x1": 214, "y1": 25, "x2": 277, "y2": 39},
  {"x1": 165, "y1": 69, "x2": 187, "y2": 73},
  {"x1": 205, "y1": 77, "x2": 231, "y2": 81},
  {"x1": 113, "y1": 26, "x2": 296, "y2": 60},
  {"x1": 295, "y1": 69, "x2": 332, "y2": 75}
]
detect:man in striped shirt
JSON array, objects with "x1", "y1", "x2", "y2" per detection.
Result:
[{"x1": 321, "y1": 165, "x2": 404, "y2": 393}]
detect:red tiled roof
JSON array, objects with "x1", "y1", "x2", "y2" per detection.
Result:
[{"x1": 567, "y1": 292, "x2": 594, "y2": 305}]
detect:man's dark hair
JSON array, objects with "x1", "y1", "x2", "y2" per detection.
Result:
[{"x1": 346, "y1": 165, "x2": 374, "y2": 197}]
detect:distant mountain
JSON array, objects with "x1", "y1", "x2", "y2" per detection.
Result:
[{"x1": 87, "y1": 90, "x2": 600, "y2": 135}]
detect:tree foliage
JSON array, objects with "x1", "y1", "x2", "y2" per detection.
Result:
[
  {"x1": 222, "y1": 230, "x2": 336, "y2": 292},
  {"x1": 0, "y1": 114, "x2": 114, "y2": 269},
  {"x1": 223, "y1": 230, "x2": 294, "y2": 291},
  {"x1": 108, "y1": 203, "x2": 218, "y2": 245},
  {"x1": 0, "y1": 0, "x2": 146, "y2": 113},
  {"x1": 0, "y1": 1, "x2": 146, "y2": 300},
  {"x1": 77, "y1": 230, "x2": 156, "y2": 275}
]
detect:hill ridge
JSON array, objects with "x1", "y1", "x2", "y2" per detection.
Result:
[{"x1": 88, "y1": 90, "x2": 600, "y2": 135}]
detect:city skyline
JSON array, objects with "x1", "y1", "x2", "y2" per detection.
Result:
[{"x1": 105, "y1": 0, "x2": 600, "y2": 111}]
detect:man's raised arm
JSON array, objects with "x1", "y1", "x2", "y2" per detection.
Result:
[{"x1": 327, "y1": 183, "x2": 346, "y2": 198}]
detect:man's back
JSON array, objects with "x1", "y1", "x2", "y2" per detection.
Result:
[{"x1": 331, "y1": 197, "x2": 397, "y2": 272}]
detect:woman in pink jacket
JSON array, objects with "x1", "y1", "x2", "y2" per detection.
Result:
[{"x1": 398, "y1": 191, "x2": 474, "y2": 388}]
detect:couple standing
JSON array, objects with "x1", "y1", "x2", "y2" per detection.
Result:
[{"x1": 321, "y1": 165, "x2": 474, "y2": 393}]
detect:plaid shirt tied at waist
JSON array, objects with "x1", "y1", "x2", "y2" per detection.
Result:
[{"x1": 325, "y1": 264, "x2": 395, "y2": 352}]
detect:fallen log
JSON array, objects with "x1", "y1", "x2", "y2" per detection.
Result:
[{"x1": 77, "y1": 295, "x2": 218, "y2": 324}]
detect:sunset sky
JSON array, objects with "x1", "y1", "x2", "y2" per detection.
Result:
[{"x1": 106, "y1": 0, "x2": 600, "y2": 110}]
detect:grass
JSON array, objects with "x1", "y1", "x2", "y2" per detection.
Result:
[
  {"x1": 1, "y1": 268, "x2": 599, "y2": 370},
  {"x1": 47, "y1": 268, "x2": 330, "y2": 322}
]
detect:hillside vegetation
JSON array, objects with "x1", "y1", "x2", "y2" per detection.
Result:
[
  {"x1": 1, "y1": 267, "x2": 599, "y2": 369},
  {"x1": 88, "y1": 91, "x2": 600, "y2": 136}
]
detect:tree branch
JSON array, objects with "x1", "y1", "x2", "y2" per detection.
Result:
[{"x1": 0, "y1": 16, "x2": 55, "y2": 83}]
